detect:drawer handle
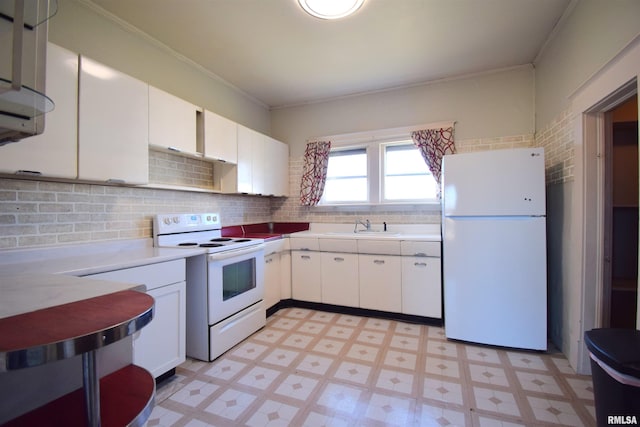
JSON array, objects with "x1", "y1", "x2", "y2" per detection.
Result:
[
  {"x1": 414, "y1": 262, "x2": 427, "y2": 267},
  {"x1": 334, "y1": 257, "x2": 344, "y2": 262},
  {"x1": 373, "y1": 259, "x2": 385, "y2": 265},
  {"x1": 414, "y1": 252, "x2": 427, "y2": 257},
  {"x1": 301, "y1": 255, "x2": 311, "y2": 260},
  {"x1": 265, "y1": 259, "x2": 273, "y2": 264}
]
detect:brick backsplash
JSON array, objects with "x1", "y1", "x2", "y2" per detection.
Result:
[
  {"x1": 149, "y1": 149, "x2": 215, "y2": 189},
  {"x1": 0, "y1": 178, "x2": 272, "y2": 249},
  {"x1": 534, "y1": 109, "x2": 575, "y2": 185},
  {"x1": 0, "y1": 127, "x2": 574, "y2": 248},
  {"x1": 455, "y1": 134, "x2": 534, "y2": 153},
  {"x1": 271, "y1": 133, "x2": 536, "y2": 225}
]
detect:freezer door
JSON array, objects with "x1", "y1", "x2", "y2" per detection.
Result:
[
  {"x1": 442, "y1": 148, "x2": 545, "y2": 216},
  {"x1": 443, "y1": 216, "x2": 547, "y2": 350}
]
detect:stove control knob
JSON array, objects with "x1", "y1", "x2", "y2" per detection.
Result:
[
  {"x1": 163, "y1": 217, "x2": 171, "y2": 225},
  {"x1": 206, "y1": 215, "x2": 211, "y2": 222},
  {"x1": 173, "y1": 216, "x2": 180, "y2": 224}
]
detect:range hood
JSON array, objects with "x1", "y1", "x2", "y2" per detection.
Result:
[{"x1": 0, "y1": 0, "x2": 56, "y2": 146}]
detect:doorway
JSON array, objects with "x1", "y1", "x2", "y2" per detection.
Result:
[{"x1": 603, "y1": 95, "x2": 639, "y2": 328}]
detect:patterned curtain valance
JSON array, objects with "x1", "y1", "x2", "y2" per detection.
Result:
[
  {"x1": 299, "y1": 141, "x2": 331, "y2": 206},
  {"x1": 410, "y1": 127, "x2": 455, "y2": 197}
]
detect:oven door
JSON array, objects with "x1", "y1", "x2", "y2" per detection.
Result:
[{"x1": 207, "y1": 244, "x2": 265, "y2": 324}]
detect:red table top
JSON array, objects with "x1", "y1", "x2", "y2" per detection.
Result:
[{"x1": 0, "y1": 290, "x2": 153, "y2": 360}]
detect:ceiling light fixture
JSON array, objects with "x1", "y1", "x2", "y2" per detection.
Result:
[{"x1": 298, "y1": 0, "x2": 364, "y2": 20}]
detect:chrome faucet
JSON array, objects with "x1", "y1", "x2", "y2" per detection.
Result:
[{"x1": 355, "y1": 218, "x2": 371, "y2": 232}]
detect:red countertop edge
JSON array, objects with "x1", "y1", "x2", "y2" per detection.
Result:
[{"x1": 222, "y1": 222, "x2": 309, "y2": 241}]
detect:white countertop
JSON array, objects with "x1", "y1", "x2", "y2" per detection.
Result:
[
  {"x1": 0, "y1": 274, "x2": 149, "y2": 319},
  {"x1": 289, "y1": 223, "x2": 442, "y2": 241},
  {"x1": 0, "y1": 238, "x2": 204, "y2": 277},
  {"x1": 0, "y1": 239, "x2": 204, "y2": 319}
]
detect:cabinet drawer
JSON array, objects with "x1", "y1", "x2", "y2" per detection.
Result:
[
  {"x1": 289, "y1": 237, "x2": 320, "y2": 251},
  {"x1": 401, "y1": 241, "x2": 441, "y2": 257},
  {"x1": 357, "y1": 239, "x2": 401, "y2": 255},
  {"x1": 318, "y1": 238, "x2": 358, "y2": 253},
  {"x1": 85, "y1": 259, "x2": 186, "y2": 291}
]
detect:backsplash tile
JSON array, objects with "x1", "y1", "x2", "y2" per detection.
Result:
[
  {"x1": 0, "y1": 130, "x2": 570, "y2": 249},
  {"x1": 534, "y1": 109, "x2": 575, "y2": 184},
  {"x1": 271, "y1": 133, "x2": 536, "y2": 225},
  {"x1": 149, "y1": 150, "x2": 215, "y2": 189},
  {"x1": 0, "y1": 178, "x2": 272, "y2": 249}
]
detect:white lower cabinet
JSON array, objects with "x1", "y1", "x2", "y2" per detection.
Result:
[
  {"x1": 280, "y1": 250, "x2": 292, "y2": 300},
  {"x1": 321, "y1": 252, "x2": 359, "y2": 307},
  {"x1": 83, "y1": 259, "x2": 186, "y2": 378},
  {"x1": 288, "y1": 236, "x2": 442, "y2": 319},
  {"x1": 291, "y1": 250, "x2": 322, "y2": 302},
  {"x1": 401, "y1": 256, "x2": 442, "y2": 318},
  {"x1": 264, "y1": 251, "x2": 281, "y2": 309},
  {"x1": 358, "y1": 255, "x2": 402, "y2": 312}
]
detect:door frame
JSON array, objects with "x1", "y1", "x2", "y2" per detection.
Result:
[{"x1": 569, "y1": 36, "x2": 640, "y2": 374}]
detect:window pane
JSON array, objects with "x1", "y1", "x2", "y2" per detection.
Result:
[
  {"x1": 384, "y1": 143, "x2": 437, "y2": 200},
  {"x1": 324, "y1": 177, "x2": 367, "y2": 202},
  {"x1": 326, "y1": 149, "x2": 366, "y2": 178},
  {"x1": 386, "y1": 146, "x2": 427, "y2": 175},
  {"x1": 385, "y1": 175, "x2": 437, "y2": 200},
  {"x1": 322, "y1": 148, "x2": 368, "y2": 203}
]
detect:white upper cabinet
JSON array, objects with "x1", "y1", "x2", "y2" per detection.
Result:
[
  {"x1": 217, "y1": 125, "x2": 288, "y2": 196},
  {"x1": 264, "y1": 136, "x2": 289, "y2": 197},
  {"x1": 236, "y1": 124, "x2": 261, "y2": 193},
  {"x1": 251, "y1": 130, "x2": 265, "y2": 195},
  {"x1": 0, "y1": 43, "x2": 78, "y2": 178},
  {"x1": 203, "y1": 110, "x2": 237, "y2": 164},
  {"x1": 78, "y1": 56, "x2": 149, "y2": 184},
  {"x1": 148, "y1": 85, "x2": 199, "y2": 156}
]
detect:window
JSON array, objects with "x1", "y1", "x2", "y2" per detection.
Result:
[
  {"x1": 322, "y1": 148, "x2": 368, "y2": 203},
  {"x1": 383, "y1": 142, "x2": 437, "y2": 201},
  {"x1": 319, "y1": 139, "x2": 438, "y2": 205}
]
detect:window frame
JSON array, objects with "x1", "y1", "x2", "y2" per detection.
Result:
[{"x1": 318, "y1": 138, "x2": 439, "y2": 206}]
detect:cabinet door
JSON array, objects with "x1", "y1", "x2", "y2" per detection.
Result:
[
  {"x1": 134, "y1": 281, "x2": 186, "y2": 378},
  {"x1": 203, "y1": 110, "x2": 237, "y2": 163},
  {"x1": 264, "y1": 252, "x2": 281, "y2": 309},
  {"x1": 291, "y1": 250, "x2": 322, "y2": 302},
  {"x1": 149, "y1": 85, "x2": 198, "y2": 155},
  {"x1": 264, "y1": 136, "x2": 289, "y2": 196},
  {"x1": 251, "y1": 132, "x2": 265, "y2": 195},
  {"x1": 0, "y1": 43, "x2": 78, "y2": 178},
  {"x1": 78, "y1": 56, "x2": 149, "y2": 184},
  {"x1": 401, "y1": 257, "x2": 442, "y2": 318},
  {"x1": 321, "y1": 252, "x2": 359, "y2": 307},
  {"x1": 359, "y1": 255, "x2": 401, "y2": 312},
  {"x1": 236, "y1": 125, "x2": 257, "y2": 193}
]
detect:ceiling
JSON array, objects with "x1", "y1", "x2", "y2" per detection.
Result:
[{"x1": 85, "y1": 0, "x2": 573, "y2": 109}]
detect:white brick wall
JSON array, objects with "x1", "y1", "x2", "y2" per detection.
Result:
[
  {"x1": 0, "y1": 178, "x2": 271, "y2": 249},
  {"x1": 271, "y1": 133, "x2": 536, "y2": 225},
  {"x1": 0, "y1": 127, "x2": 574, "y2": 249},
  {"x1": 534, "y1": 109, "x2": 575, "y2": 185},
  {"x1": 456, "y1": 134, "x2": 534, "y2": 153}
]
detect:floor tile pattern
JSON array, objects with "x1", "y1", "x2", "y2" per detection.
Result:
[{"x1": 146, "y1": 308, "x2": 595, "y2": 426}]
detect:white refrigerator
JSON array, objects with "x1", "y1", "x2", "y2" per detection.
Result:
[{"x1": 441, "y1": 147, "x2": 547, "y2": 350}]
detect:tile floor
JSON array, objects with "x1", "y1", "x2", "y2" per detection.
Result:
[{"x1": 146, "y1": 308, "x2": 596, "y2": 427}]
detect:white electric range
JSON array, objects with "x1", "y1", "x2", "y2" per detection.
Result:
[{"x1": 153, "y1": 213, "x2": 266, "y2": 361}]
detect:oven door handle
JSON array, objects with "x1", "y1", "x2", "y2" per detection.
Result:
[{"x1": 208, "y1": 244, "x2": 265, "y2": 262}]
